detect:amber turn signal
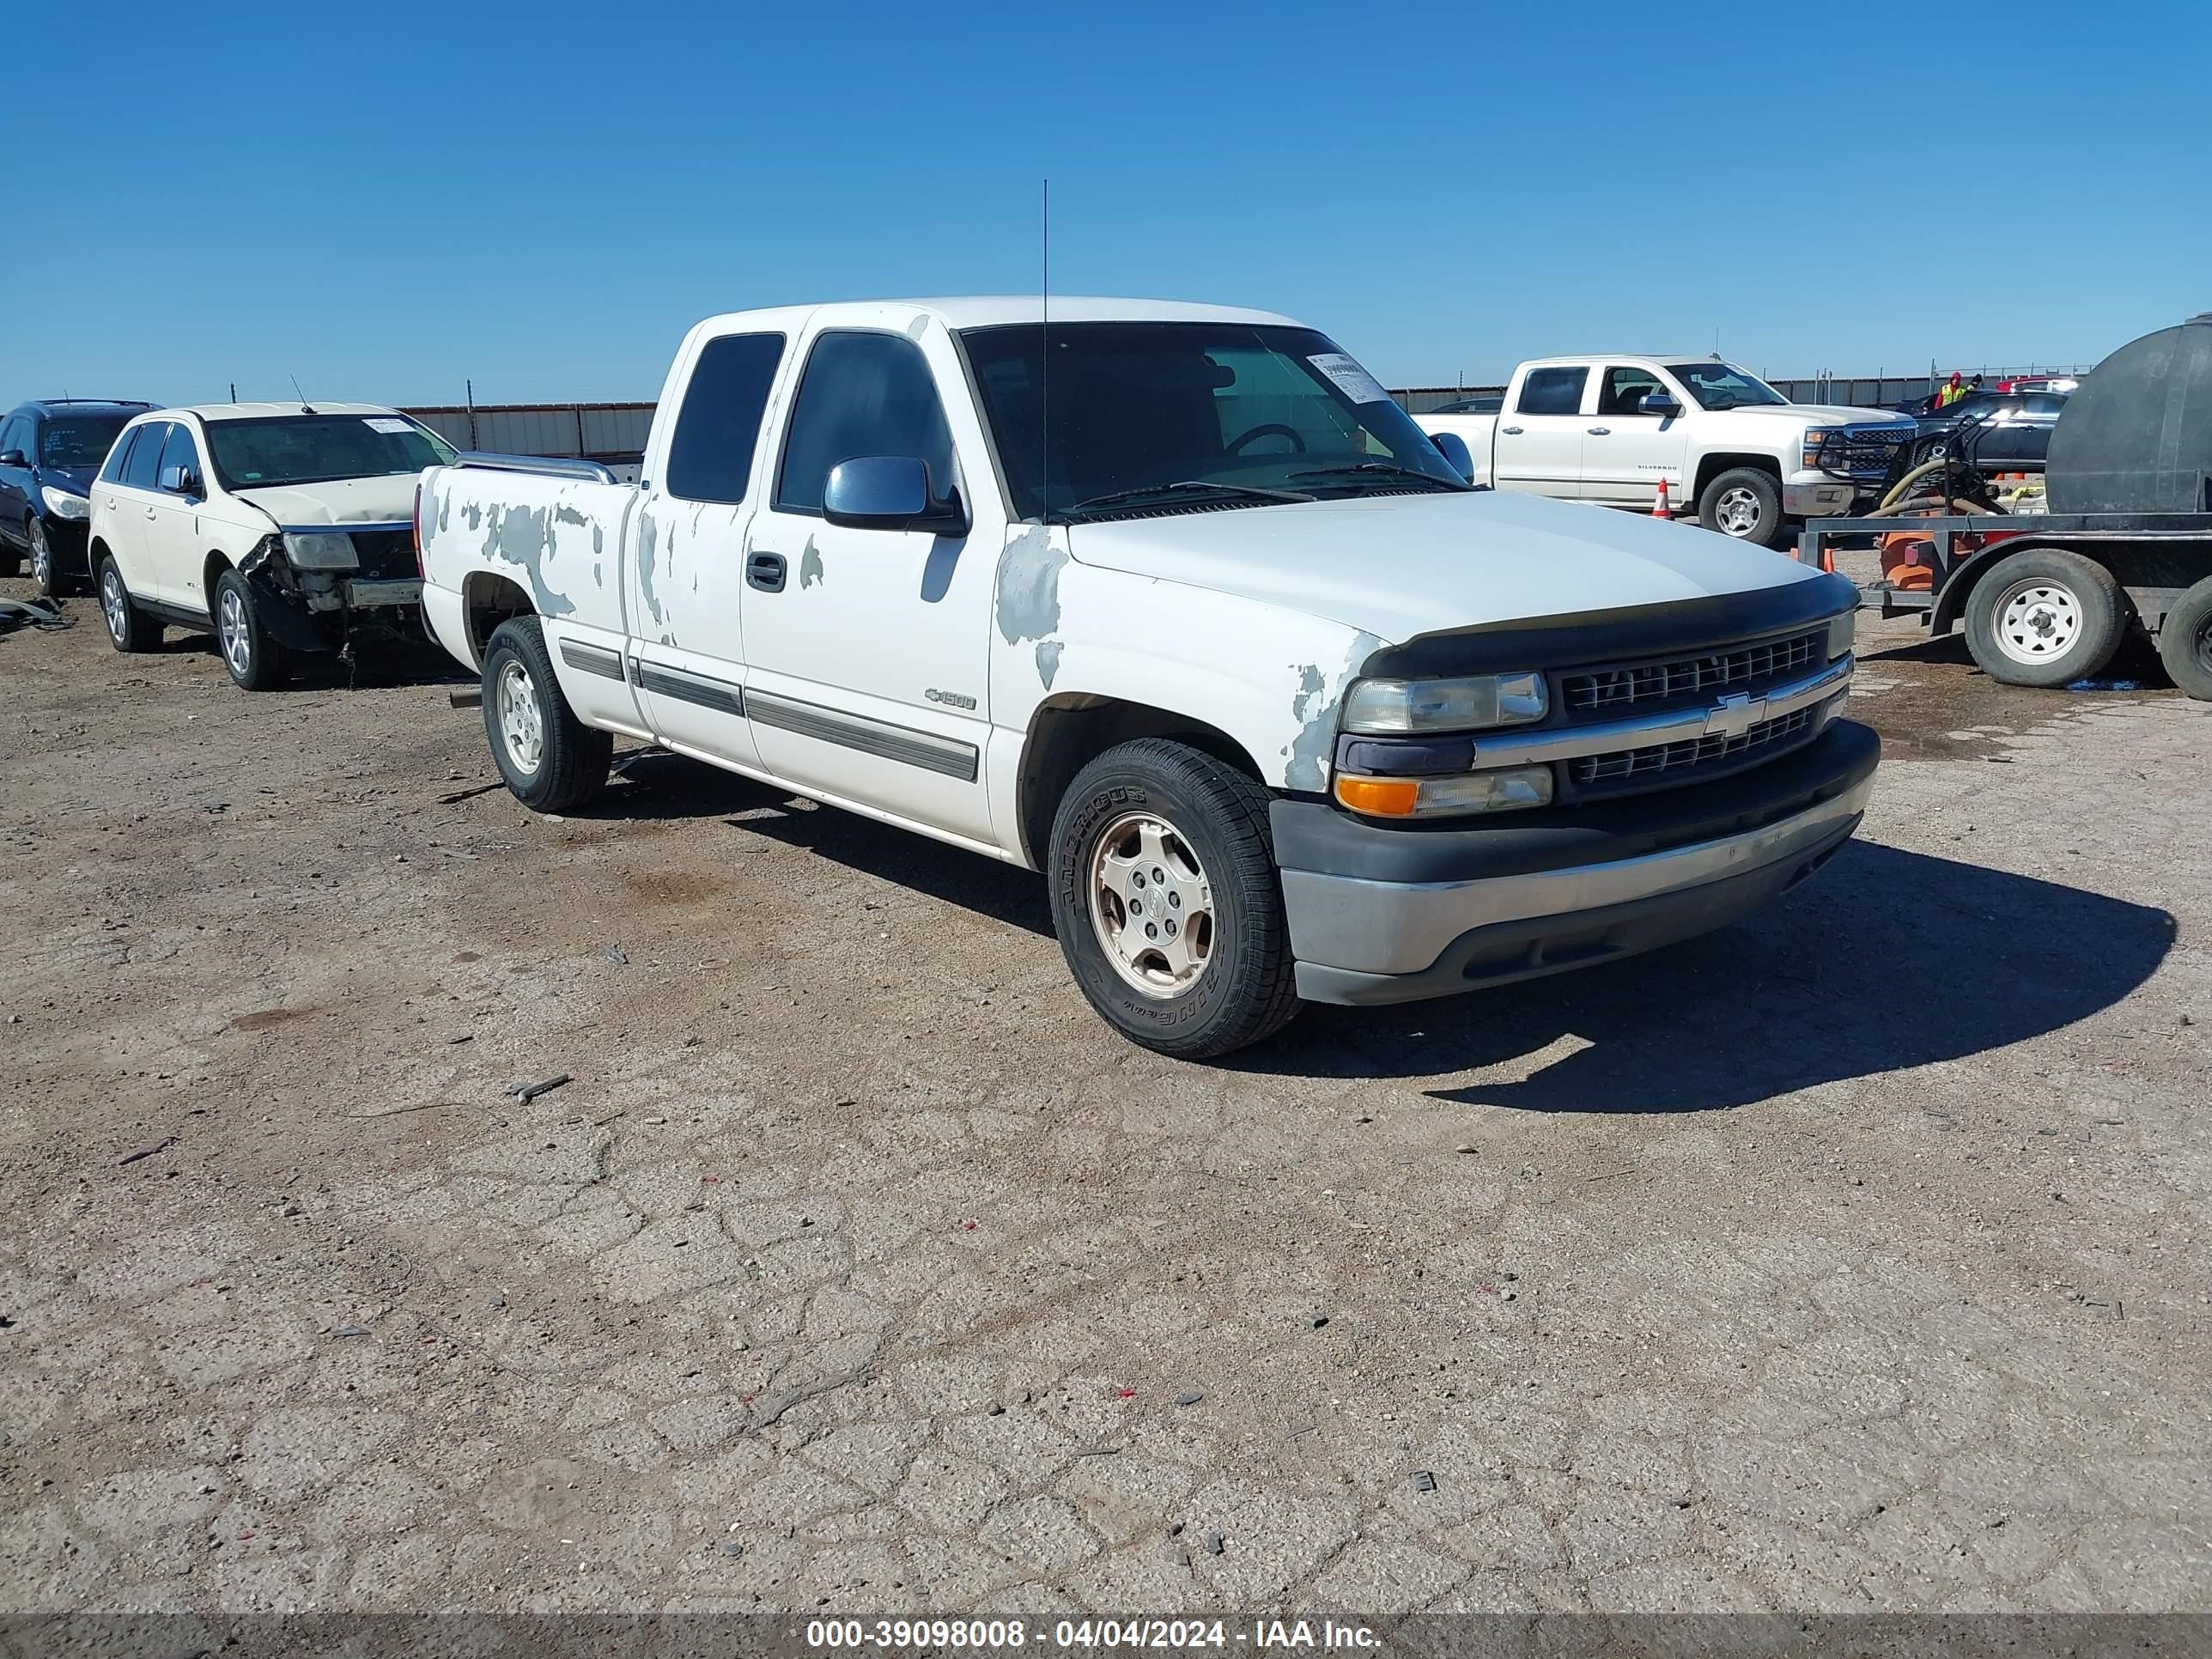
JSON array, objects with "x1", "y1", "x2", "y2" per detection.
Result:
[{"x1": 1333, "y1": 775, "x2": 1419, "y2": 817}]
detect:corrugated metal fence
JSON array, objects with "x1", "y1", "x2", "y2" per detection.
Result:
[{"x1": 401, "y1": 402, "x2": 656, "y2": 465}]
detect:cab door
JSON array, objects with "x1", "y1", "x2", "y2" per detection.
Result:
[
  {"x1": 622, "y1": 327, "x2": 793, "y2": 774},
  {"x1": 1493, "y1": 366, "x2": 1593, "y2": 497},
  {"x1": 1583, "y1": 365, "x2": 1691, "y2": 506},
  {"x1": 738, "y1": 312, "x2": 1002, "y2": 845}
]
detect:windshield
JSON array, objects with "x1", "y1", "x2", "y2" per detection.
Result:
[
  {"x1": 204, "y1": 413, "x2": 457, "y2": 490},
  {"x1": 958, "y1": 322, "x2": 1468, "y2": 521},
  {"x1": 1662, "y1": 362, "x2": 1789, "y2": 411},
  {"x1": 40, "y1": 416, "x2": 131, "y2": 469}
]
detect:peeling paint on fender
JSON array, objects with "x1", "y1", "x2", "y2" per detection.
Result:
[
  {"x1": 1034, "y1": 639, "x2": 1063, "y2": 690},
  {"x1": 1283, "y1": 633, "x2": 1382, "y2": 792},
  {"x1": 995, "y1": 526, "x2": 1066, "y2": 646}
]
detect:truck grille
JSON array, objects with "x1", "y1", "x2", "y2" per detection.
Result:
[
  {"x1": 1560, "y1": 629, "x2": 1821, "y2": 714},
  {"x1": 1570, "y1": 706, "x2": 1817, "y2": 787},
  {"x1": 1815, "y1": 425, "x2": 1912, "y2": 481}
]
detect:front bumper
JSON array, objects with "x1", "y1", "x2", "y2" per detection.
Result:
[
  {"x1": 1274, "y1": 719, "x2": 1879, "y2": 1006},
  {"x1": 1784, "y1": 476, "x2": 1860, "y2": 518}
]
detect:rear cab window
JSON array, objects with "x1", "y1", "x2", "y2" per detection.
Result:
[
  {"x1": 665, "y1": 332, "x2": 786, "y2": 504},
  {"x1": 1517, "y1": 368, "x2": 1589, "y2": 416}
]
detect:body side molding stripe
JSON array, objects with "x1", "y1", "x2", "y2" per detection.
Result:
[
  {"x1": 558, "y1": 640, "x2": 626, "y2": 681},
  {"x1": 746, "y1": 689, "x2": 979, "y2": 782}
]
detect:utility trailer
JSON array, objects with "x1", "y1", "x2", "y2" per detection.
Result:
[
  {"x1": 1792, "y1": 313, "x2": 2212, "y2": 702},
  {"x1": 1794, "y1": 508, "x2": 2212, "y2": 700}
]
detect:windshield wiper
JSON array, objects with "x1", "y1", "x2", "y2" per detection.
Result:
[
  {"x1": 1060, "y1": 479, "x2": 1316, "y2": 517},
  {"x1": 1289, "y1": 462, "x2": 1465, "y2": 490}
]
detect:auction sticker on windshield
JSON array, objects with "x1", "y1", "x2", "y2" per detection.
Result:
[
  {"x1": 1306, "y1": 353, "x2": 1392, "y2": 404},
  {"x1": 363, "y1": 417, "x2": 414, "y2": 434}
]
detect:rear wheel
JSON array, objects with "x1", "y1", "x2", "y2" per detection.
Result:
[
  {"x1": 98, "y1": 557, "x2": 161, "y2": 653},
  {"x1": 2157, "y1": 575, "x2": 2212, "y2": 702},
  {"x1": 214, "y1": 568, "x2": 290, "y2": 690},
  {"x1": 1963, "y1": 546, "x2": 2129, "y2": 688},
  {"x1": 1047, "y1": 738, "x2": 1301, "y2": 1060},
  {"x1": 481, "y1": 616, "x2": 612, "y2": 811},
  {"x1": 1697, "y1": 467, "x2": 1785, "y2": 546}
]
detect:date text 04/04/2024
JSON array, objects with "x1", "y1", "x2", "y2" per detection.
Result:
[{"x1": 802, "y1": 1618, "x2": 1382, "y2": 1650}]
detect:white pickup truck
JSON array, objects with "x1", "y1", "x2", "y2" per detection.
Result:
[
  {"x1": 416, "y1": 300, "x2": 1875, "y2": 1058},
  {"x1": 1419, "y1": 356, "x2": 1917, "y2": 548}
]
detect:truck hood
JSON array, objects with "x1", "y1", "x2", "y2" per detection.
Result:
[
  {"x1": 1717, "y1": 404, "x2": 1916, "y2": 431},
  {"x1": 230, "y1": 474, "x2": 420, "y2": 527},
  {"x1": 1066, "y1": 488, "x2": 1825, "y2": 645}
]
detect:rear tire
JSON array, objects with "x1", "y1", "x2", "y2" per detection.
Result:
[
  {"x1": 1047, "y1": 738, "x2": 1302, "y2": 1060},
  {"x1": 1697, "y1": 467, "x2": 1785, "y2": 547},
  {"x1": 2157, "y1": 576, "x2": 2212, "y2": 702},
  {"x1": 1963, "y1": 546, "x2": 2129, "y2": 688},
  {"x1": 213, "y1": 568, "x2": 291, "y2": 690},
  {"x1": 481, "y1": 616, "x2": 612, "y2": 811},
  {"x1": 98, "y1": 556, "x2": 161, "y2": 653}
]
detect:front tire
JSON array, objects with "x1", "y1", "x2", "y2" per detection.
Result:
[
  {"x1": 2157, "y1": 575, "x2": 2212, "y2": 702},
  {"x1": 98, "y1": 557, "x2": 161, "y2": 653},
  {"x1": 1047, "y1": 738, "x2": 1301, "y2": 1060},
  {"x1": 1963, "y1": 547, "x2": 2129, "y2": 688},
  {"x1": 481, "y1": 616, "x2": 612, "y2": 812},
  {"x1": 214, "y1": 568, "x2": 291, "y2": 690},
  {"x1": 1697, "y1": 467, "x2": 1786, "y2": 546},
  {"x1": 27, "y1": 520, "x2": 62, "y2": 599}
]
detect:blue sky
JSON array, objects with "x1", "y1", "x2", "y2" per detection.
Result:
[{"x1": 10, "y1": 0, "x2": 2208, "y2": 406}]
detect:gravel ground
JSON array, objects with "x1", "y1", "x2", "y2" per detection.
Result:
[{"x1": 0, "y1": 559, "x2": 2207, "y2": 1619}]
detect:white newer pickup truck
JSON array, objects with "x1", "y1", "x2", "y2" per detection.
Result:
[
  {"x1": 1420, "y1": 356, "x2": 1917, "y2": 548},
  {"x1": 416, "y1": 300, "x2": 1875, "y2": 1058}
]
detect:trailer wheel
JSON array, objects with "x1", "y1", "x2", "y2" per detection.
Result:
[
  {"x1": 2158, "y1": 575, "x2": 2212, "y2": 702},
  {"x1": 1962, "y1": 546, "x2": 2129, "y2": 688}
]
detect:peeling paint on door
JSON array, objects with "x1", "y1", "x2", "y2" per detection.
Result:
[{"x1": 799, "y1": 537, "x2": 824, "y2": 589}]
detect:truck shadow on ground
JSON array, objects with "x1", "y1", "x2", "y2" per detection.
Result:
[
  {"x1": 599, "y1": 756, "x2": 2177, "y2": 1112},
  {"x1": 156, "y1": 628, "x2": 472, "y2": 691},
  {"x1": 1242, "y1": 839, "x2": 2178, "y2": 1112}
]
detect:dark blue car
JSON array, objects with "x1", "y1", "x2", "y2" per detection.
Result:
[{"x1": 0, "y1": 399, "x2": 156, "y2": 596}]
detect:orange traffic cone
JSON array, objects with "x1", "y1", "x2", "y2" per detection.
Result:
[{"x1": 1652, "y1": 478, "x2": 1672, "y2": 519}]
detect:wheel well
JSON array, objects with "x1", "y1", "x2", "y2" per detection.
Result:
[
  {"x1": 464, "y1": 572, "x2": 535, "y2": 661},
  {"x1": 202, "y1": 551, "x2": 234, "y2": 611},
  {"x1": 88, "y1": 536, "x2": 112, "y2": 571},
  {"x1": 1692, "y1": 453, "x2": 1784, "y2": 501},
  {"x1": 1016, "y1": 696, "x2": 1264, "y2": 870}
]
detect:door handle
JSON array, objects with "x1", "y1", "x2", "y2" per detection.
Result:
[
  {"x1": 746, "y1": 551, "x2": 787, "y2": 592},
  {"x1": 144, "y1": 507, "x2": 158, "y2": 520},
  {"x1": 1501, "y1": 425, "x2": 1524, "y2": 435},
  {"x1": 1587, "y1": 427, "x2": 1611, "y2": 435}
]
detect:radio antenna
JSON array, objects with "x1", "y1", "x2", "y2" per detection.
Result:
[{"x1": 1041, "y1": 177, "x2": 1050, "y2": 523}]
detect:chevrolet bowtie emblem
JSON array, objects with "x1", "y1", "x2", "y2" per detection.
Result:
[{"x1": 1705, "y1": 690, "x2": 1763, "y2": 738}]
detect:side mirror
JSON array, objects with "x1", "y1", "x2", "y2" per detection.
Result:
[
  {"x1": 1426, "y1": 430, "x2": 1474, "y2": 482},
  {"x1": 0, "y1": 450, "x2": 25, "y2": 468},
  {"x1": 1638, "y1": 392, "x2": 1683, "y2": 418},
  {"x1": 160, "y1": 464, "x2": 200, "y2": 496},
  {"x1": 822, "y1": 456, "x2": 966, "y2": 534}
]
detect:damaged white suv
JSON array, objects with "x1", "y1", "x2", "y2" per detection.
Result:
[{"x1": 88, "y1": 403, "x2": 456, "y2": 688}]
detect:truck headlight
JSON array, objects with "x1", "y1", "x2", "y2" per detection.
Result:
[
  {"x1": 1827, "y1": 609, "x2": 1856, "y2": 660},
  {"x1": 1341, "y1": 672, "x2": 1547, "y2": 734},
  {"x1": 283, "y1": 532, "x2": 359, "y2": 571},
  {"x1": 1801, "y1": 429, "x2": 1832, "y2": 470},
  {"x1": 40, "y1": 486, "x2": 90, "y2": 520},
  {"x1": 1335, "y1": 763, "x2": 1553, "y2": 818}
]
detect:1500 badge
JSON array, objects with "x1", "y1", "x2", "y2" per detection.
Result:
[{"x1": 925, "y1": 688, "x2": 978, "y2": 710}]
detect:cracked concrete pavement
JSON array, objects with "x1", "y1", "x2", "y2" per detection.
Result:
[{"x1": 0, "y1": 566, "x2": 2207, "y2": 1617}]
